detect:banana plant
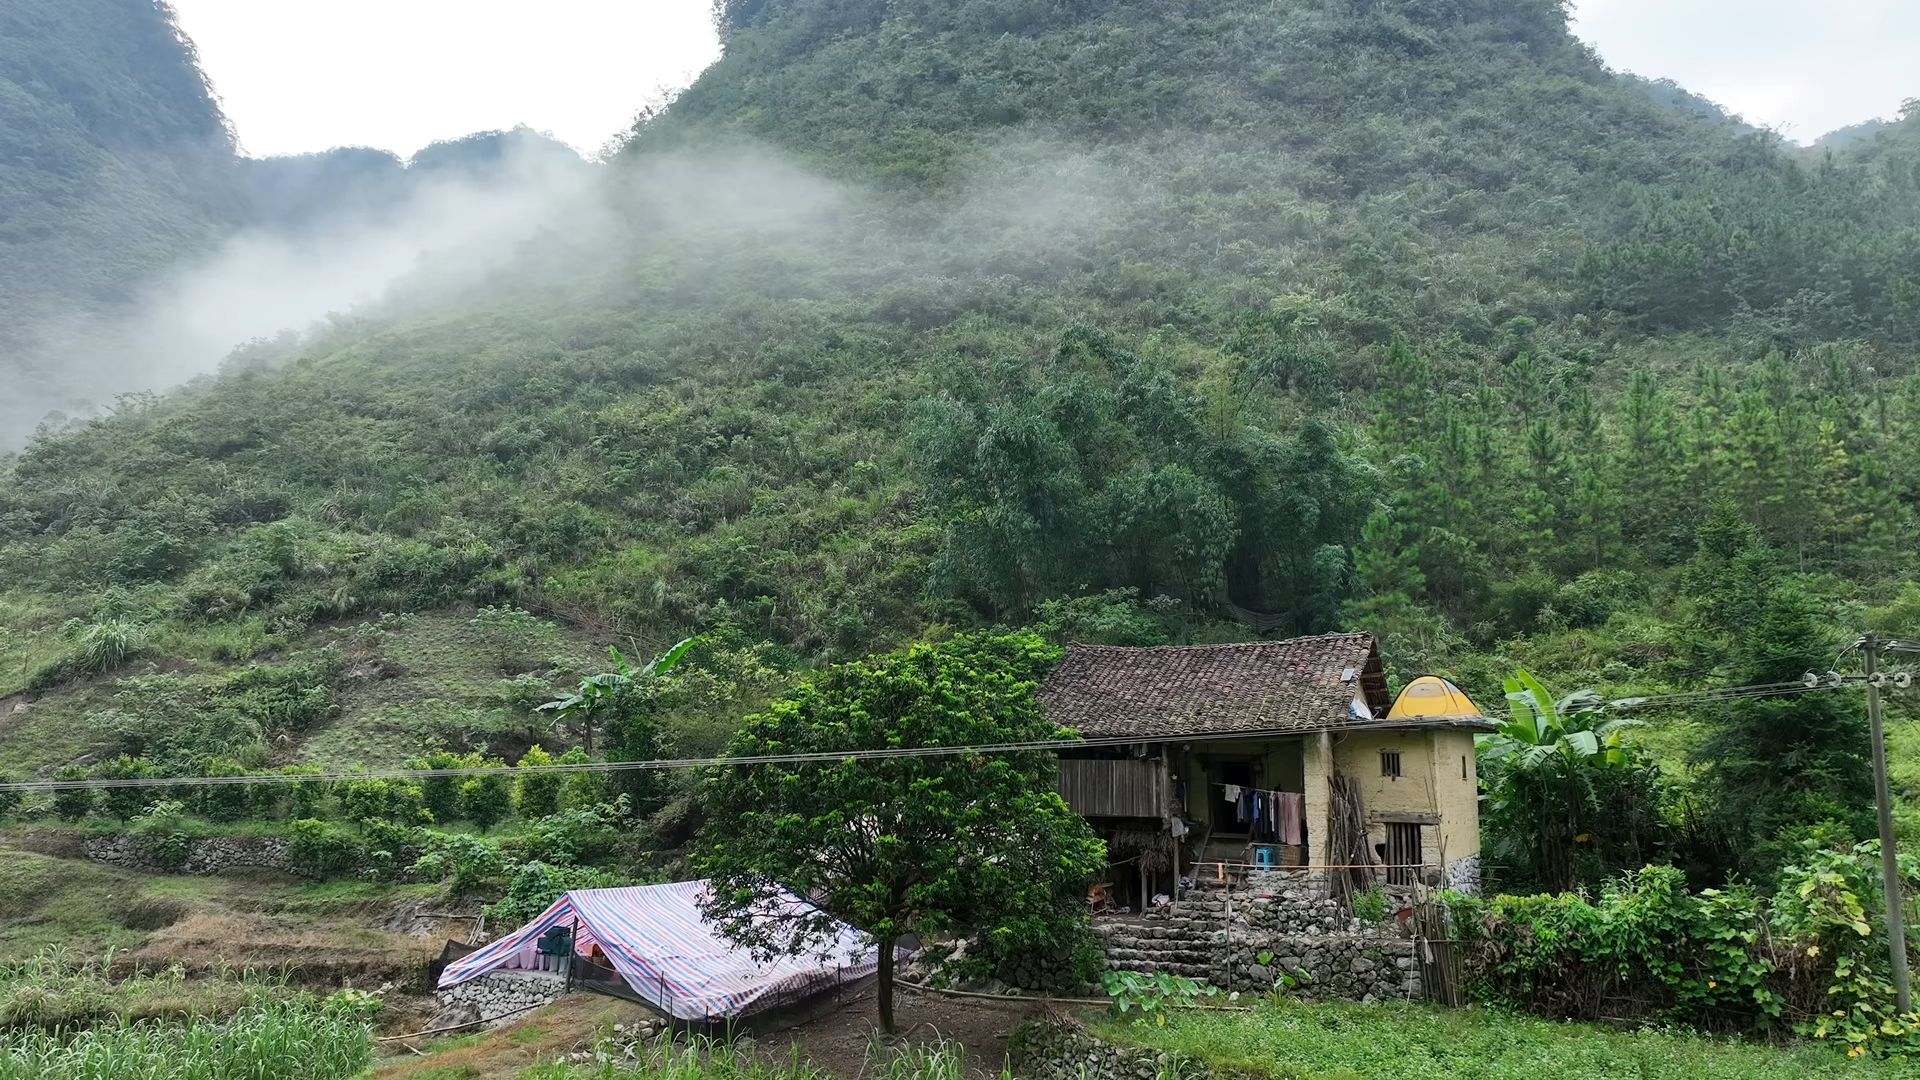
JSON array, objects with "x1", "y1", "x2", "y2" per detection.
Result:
[
  {"x1": 1482, "y1": 668, "x2": 1642, "y2": 769},
  {"x1": 539, "y1": 636, "x2": 700, "y2": 753},
  {"x1": 1479, "y1": 668, "x2": 1656, "y2": 892}
]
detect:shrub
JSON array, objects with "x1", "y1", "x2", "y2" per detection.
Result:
[
  {"x1": 514, "y1": 746, "x2": 562, "y2": 818},
  {"x1": 457, "y1": 764, "x2": 513, "y2": 833},
  {"x1": 1101, "y1": 971, "x2": 1218, "y2": 1024},
  {"x1": 127, "y1": 801, "x2": 193, "y2": 871},
  {"x1": 510, "y1": 800, "x2": 627, "y2": 866},
  {"x1": 221, "y1": 660, "x2": 338, "y2": 734},
  {"x1": 51, "y1": 767, "x2": 95, "y2": 822},
  {"x1": 193, "y1": 759, "x2": 256, "y2": 823},
  {"x1": 411, "y1": 833, "x2": 506, "y2": 894},
  {"x1": 486, "y1": 861, "x2": 634, "y2": 925},
  {"x1": 279, "y1": 766, "x2": 329, "y2": 819},
  {"x1": 27, "y1": 618, "x2": 147, "y2": 688},
  {"x1": 410, "y1": 750, "x2": 478, "y2": 823},
  {"x1": 0, "y1": 774, "x2": 20, "y2": 819},
  {"x1": 287, "y1": 819, "x2": 367, "y2": 878},
  {"x1": 337, "y1": 777, "x2": 426, "y2": 827},
  {"x1": 556, "y1": 747, "x2": 605, "y2": 810},
  {"x1": 93, "y1": 756, "x2": 157, "y2": 821},
  {"x1": 1450, "y1": 851, "x2": 1920, "y2": 1055}
]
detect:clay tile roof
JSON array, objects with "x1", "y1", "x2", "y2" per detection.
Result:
[{"x1": 1038, "y1": 633, "x2": 1387, "y2": 739}]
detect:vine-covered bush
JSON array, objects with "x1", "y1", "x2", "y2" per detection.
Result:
[{"x1": 1449, "y1": 846, "x2": 1920, "y2": 1057}]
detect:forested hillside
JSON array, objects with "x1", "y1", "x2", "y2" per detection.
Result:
[{"x1": 3, "y1": 0, "x2": 1920, "y2": 879}]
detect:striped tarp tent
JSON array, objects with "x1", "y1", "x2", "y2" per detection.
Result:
[{"x1": 435, "y1": 880, "x2": 877, "y2": 1020}]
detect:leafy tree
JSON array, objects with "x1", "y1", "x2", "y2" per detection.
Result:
[
  {"x1": 457, "y1": 763, "x2": 513, "y2": 834},
  {"x1": 280, "y1": 765, "x2": 329, "y2": 819},
  {"x1": 1479, "y1": 670, "x2": 1665, "y2": 892},
  {"x1": 338, "y1": 776, "x2": 427, "y2": 828},
  {"x1": 555, "y1": 747, "x2": 605, "y2": 811},
  {"x1": 696, "y1": 632, "x2": 1106, "y2": 1033},
  {"x1": 515, "y1": 745, "x2": 563, "y2": 818},
  {"x1": 411, "y1": 750, "x2": 481, "y2": 823},
  {"x1": 195, "y1": 758, "x2": 256, "y2": 823}
]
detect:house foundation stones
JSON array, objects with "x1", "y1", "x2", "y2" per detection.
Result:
[{"x1": 1096, "y1": 871, "x2": 1421, "y2": 1002}]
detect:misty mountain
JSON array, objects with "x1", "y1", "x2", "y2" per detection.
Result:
[
  {"x1": 3, "y1": 0, "x2": 1920, "y2": 794},
  {"x1": 0, "y1": 0, "x2": 587, "y2": 442},
  {"x1": 0, "y1": 0, "x2": 238, "y2": 336},
  {"x1": 245, "y1": 128, "x2": 591, "y2": 230}
]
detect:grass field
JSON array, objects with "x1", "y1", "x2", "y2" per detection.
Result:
[{"x1": 1095, "y1": 1000, "x2": 1907, "y2": 1079}]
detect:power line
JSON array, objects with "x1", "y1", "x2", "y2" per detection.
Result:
[{"x1": 0, "y1": 678, "x2": 1871, "y2": 796}]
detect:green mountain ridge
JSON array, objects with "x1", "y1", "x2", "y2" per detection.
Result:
[{"x1": 2, "y1": 0, "x2": 1920, "y2": 869}]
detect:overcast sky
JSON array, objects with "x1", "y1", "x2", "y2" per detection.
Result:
[
  {"x1": 1570, "y1": 0, "x2": 1918, "y2": 140},
  {"x1": 169, "y1": 0, "x2": 1918, "y2": 160}
]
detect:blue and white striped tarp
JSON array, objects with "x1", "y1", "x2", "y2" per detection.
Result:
[{"x1": 435, "y1": 880, "x2": 877, "y2": 1020}]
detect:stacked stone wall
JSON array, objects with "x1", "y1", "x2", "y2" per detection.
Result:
[
  {"x1": 433, "y1": 971, "x2": 569, "y2": 1026},
  {"x1": 84, "y1": 834, "x2": 294, "y2": 875},
  {"x1": 1096, "y1": 871, "x2": 1421, "y2": 1002}
]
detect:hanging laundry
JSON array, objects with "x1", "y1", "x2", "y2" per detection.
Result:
[
  {"x1": 1277, "y1": 792, "x2": 1305, "y2": 847},
  {"x1": 1222, "y1": 784, "x2": 1242, "y2": 804}
]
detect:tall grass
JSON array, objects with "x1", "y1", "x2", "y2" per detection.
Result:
[
  {"x1": 0, "y1": 950, "x2": 282, "y2": 1032},
  {"x1": 0, "y1": 1001, "x2": 371, "y2": 1080}
]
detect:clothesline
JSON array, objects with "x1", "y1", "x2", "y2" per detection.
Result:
[
  {"x1": 1203, "y1": 779, "x2": 1300, "y2": 796},
  {"x1": 1196, "y1": 781, "x2": 1306, "y2": 847}
]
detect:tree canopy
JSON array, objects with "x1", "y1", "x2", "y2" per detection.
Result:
[{"x1": 694, "y1": 632, "x2": 1105, "y2": 1031}]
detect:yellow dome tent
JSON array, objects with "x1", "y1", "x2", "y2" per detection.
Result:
[{"x1": 1385, "y1": 675, "x2": 1484, "y2": 722}]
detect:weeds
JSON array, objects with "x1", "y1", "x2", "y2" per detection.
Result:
[
  {"x1": 0, "y1": 1000, "x2": 371, "y2": 1079},
  {"x1": 0, "y1": 950, "x2": 284, "y2": 1033}
]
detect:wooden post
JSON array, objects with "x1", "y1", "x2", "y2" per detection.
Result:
[{"x1": 1864, "y1": 634, "x2": 1912, "y2": 1013}]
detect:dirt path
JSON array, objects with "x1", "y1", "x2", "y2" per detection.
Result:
[{"x1": 752, "y1": 984, "x2": 1041, "y2": 1078}]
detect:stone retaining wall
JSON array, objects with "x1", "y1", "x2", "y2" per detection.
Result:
[
  {"x1": 1010, "y1": 1017, "x2": 1215, "y2": 1080},
  {"x1": 85, "y1": 834, "x2": 294, "y2": 875},
  {"x1": 1097, "y1": 872, "x2": 1421, "y2": 1002},
  {"x1": 434, "y1": 971, "x2": 570, "y2": 1026}
]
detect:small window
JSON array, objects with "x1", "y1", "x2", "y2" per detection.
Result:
[
  {"x1": 1461, "y1": 754, "x2": 1468, "y2": 780},
  {"x1": 1380, "y1": 750, "x2": 1402, "y2": 779}
]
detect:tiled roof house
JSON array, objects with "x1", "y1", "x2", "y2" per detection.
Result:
[{"x1": 1037, "y1": 633, "x2": 1491, "y2": 905}]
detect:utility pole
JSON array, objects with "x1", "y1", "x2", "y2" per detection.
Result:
[{"x1": 1863, "y1": 633, "x2": 1912, "y2": 1014}]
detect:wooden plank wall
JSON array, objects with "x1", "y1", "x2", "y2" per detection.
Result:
[{"x1": 1056, "y1": 757, "x2": 1166, "y2": 818}]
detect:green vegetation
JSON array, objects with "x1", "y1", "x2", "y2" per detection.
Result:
[
  {"x1": 0, "y1": 998, "x2": 372, "y2": 1080},
  {"x1": 1477, "y1": 671, "x2": 1661, "y2": 892},
  {"x1": 697, "y1": 633, "x2": 1106, "y2": 1031},
  {"x1": 0, "y1": 0, "x2": 237, "y2": 340},
  {"x1": 1094, "y1": 998, "x2": 1909, "y2": 1078},
  {"x1": 1449, "y1": 853, "x2": 1920, "y2": 1055},
  {"x1": 6, "y1": 0, "x2": 1920, "y2": 1069},
  {"x1": 0, "y1": 951, "x2": 283, "y2": 1032}
]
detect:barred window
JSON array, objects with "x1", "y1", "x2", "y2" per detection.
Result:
[{"x1": 1380, "y1": 750, "x2": 1403, "y2": 779}]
